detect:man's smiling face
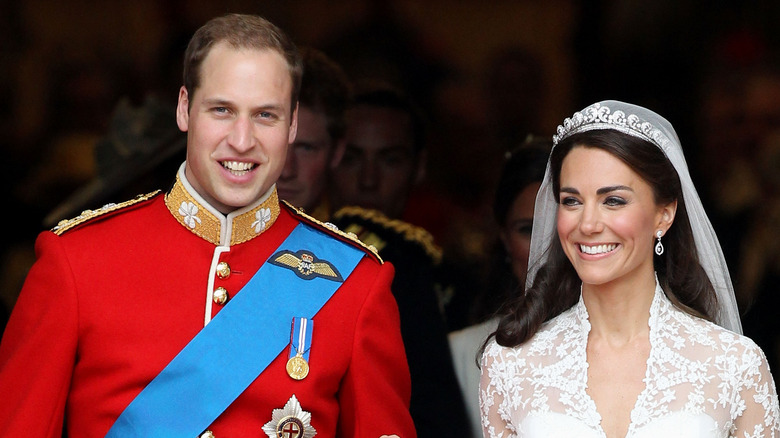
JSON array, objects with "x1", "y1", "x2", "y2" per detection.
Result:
[{"x1": 176, "y1": 42, "x2": 297, "y2": 213}]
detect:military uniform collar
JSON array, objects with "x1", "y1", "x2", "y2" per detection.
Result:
[{"x1": 165, "y1": 164, "x2": 281, "y2": 246}]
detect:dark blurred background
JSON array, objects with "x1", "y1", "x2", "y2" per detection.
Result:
[{"x1": 1, "y1": 1, "x2": 779, "y2": 363}]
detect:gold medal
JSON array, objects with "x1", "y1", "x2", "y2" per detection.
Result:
[
  {"x1": 287, "y1": 317, "x2": 313, "y2": 380},
  {"x1": 286, "y1": 354, "x2": 309, "y2": 380}
]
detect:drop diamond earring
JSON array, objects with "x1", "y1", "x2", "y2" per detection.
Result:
[{"x1": 655, "y1": 230, "x2": 664, "y2": 256}]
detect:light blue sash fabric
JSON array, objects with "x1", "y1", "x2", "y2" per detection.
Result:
[{"x1": 106, "y1": 222, "x2": 363, "y2": 437}]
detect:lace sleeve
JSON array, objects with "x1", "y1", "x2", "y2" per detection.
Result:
[
  {"x1": 479, "y1": 340, "x2": 518, "y2": 438},
  {"x1": 730, "y1": 339, "x2": 780, "y2": 438}
]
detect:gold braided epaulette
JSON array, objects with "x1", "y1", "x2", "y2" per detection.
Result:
[
  {"x1": 51, "y1": 191, "x2": 161, "y2": 235},
  {"x1": 281, "y1": 201, "x2": 383, "y2": 263},
  {"x1": 332, "y1": 206, "x2": 442, "y2": 264}
]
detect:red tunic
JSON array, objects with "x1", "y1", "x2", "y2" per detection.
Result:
[{"x1": 0, "y1": 176, "x2": 415, "y2": 438}]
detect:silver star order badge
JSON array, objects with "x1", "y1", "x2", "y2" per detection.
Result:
[{"x1": 262, "y1": 394, "x2": 317, "y2": 438}]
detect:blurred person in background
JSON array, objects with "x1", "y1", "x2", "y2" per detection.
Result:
[
  {"x1": 276, "y1": 46, "x2": 350, "y2": 221},
  {"x1": 329, "y1": 82, "x2": 469, "y2": 436},
  {"x1": 448, "y1": 137, "x2": 549, "y2": 437}
]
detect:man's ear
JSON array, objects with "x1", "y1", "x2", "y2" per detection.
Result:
[
  {"x1": 288, "y1": 103, "x2": 299, "y2": 144},
  {"x1": 176, "y1": 86, "x2": 190, "y2": 133},
  {"x1": 329, "y1": 138, "x2": 346, "y2": 169}
]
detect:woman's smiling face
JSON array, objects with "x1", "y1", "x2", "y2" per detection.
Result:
[{"x1": 556, "y1": 146, "x2": 674, "y2": 288}]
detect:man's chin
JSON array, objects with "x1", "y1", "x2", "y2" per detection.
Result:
[{"x1": 212, "y1": 184, "x2": 275, "y2": 212}]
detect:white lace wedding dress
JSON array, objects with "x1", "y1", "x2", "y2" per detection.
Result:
[{"x1": 480, "y1": 283, "x2": 780, "y2": 437}]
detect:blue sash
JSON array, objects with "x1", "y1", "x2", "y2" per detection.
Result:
[{"x1": 106, "y1": 223, "x2": 364, "y2": 437}]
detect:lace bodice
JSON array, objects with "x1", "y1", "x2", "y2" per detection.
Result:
[{"x1": 480, "y1": 284, "x2": 780, "y2": 437}]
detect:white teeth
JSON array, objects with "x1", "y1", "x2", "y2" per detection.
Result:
[
  {"x1": 221, "y1": 161, "x2": 255, "y2": 175},
  {"x1": 580, "y1": 243, "x2": 617, "y2": 255}
]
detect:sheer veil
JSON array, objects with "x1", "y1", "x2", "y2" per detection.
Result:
[{"x1": 527, "y1": 100, "x2": 742, "y2": 334}]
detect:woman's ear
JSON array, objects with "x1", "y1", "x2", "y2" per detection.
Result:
[{"x1": 658, "y1": 199, "x2": 678, "y2": 234}]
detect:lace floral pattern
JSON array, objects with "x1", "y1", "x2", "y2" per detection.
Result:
[{"x1": 480, "y1": 284, "x2": 780, "y2": 437}]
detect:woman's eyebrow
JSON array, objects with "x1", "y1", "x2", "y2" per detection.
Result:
[{"x1": 596, "y1": 185, "x2": 633, "y2": 195}]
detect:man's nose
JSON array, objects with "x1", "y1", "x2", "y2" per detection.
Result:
[{"x1": 227, "y1": 116, "x2": 255, "y2": 152}]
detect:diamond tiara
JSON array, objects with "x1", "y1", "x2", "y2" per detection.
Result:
[{"x1": 552, "y1": 102, "x2": 672, "y2": 153}]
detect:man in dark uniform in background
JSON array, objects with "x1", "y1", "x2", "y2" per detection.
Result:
[
  {"x1": 328, "y1": 83, "x2": 470, "y2": 436},
  {"x1": 279, "y1": 51, "x2": 468, "y2": 435}
]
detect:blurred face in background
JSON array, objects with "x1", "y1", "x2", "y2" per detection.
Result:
[
  {"x1": 500, "y1": 181, "x2": 541, "y2": 285},
  {"x1": 331, "y1": 105, "x2": 425, "y2": 218},
  {"x1": 277, "y1": 105, "x2": 344, "y2": 211}
]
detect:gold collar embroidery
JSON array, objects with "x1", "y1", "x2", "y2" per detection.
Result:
[{"x1": 164, "y1": 172, "x2": 280, "y2": 246}]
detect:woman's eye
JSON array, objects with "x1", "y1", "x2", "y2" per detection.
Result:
[
  {"x1": 560, "y1": 196, "x2": 580, "y2": 206},
  {"x1": 605, "y1": 196, "x2": 627, "y2": 206}
]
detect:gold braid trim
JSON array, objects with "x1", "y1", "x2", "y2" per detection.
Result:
[
  {"x1": 163, "y1": 173, "x2": 281, "y2": 246},
  {"x1": 282, "y1": 201, "x2": 383, "y2": 264},
  {"x1": 230, "y1": 190, "x2": 281, "y2": 245},
  {"x1": 332, "y1": 206, "x2": 442, "y2": 264},
  {"x1": 51, "y1": 191, "x2": 161, "y2": 235},
  {"x1": 165, "y1": 180, "x2": 221, "y2": 244}
]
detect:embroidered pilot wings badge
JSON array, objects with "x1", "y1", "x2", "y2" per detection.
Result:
[{"x1": 269, "y1": 250, "x2": 344, "y2": 282}]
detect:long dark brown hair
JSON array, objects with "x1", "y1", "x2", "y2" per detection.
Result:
[{"x1": 491, "y1": 129, "x2": 719, "y2": 348}]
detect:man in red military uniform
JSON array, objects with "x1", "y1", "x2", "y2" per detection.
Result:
[{"x1": 0, "y1": 13, "x2": 415, "y2": 438}]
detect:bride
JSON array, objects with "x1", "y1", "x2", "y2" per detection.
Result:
[{"x1": 480, "y1": 100, "x2": 779, "y2": 437}]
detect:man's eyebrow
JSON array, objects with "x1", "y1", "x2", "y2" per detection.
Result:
[
  {"x1": 202, "y1": 98, "x2": 232, "y2": 106},
  {"x1": 253, "y1": 103, "x2": 286, "y2": 112},
  {"x1": 201, "y1": 98, "x2": 285, "y2": 112}
]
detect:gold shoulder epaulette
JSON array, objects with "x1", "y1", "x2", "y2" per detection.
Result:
[
  {"x1": 281, "y1": 201, "x2": 383, "y2": 263},
  {"x1": 332, "y1": 206, "x2": 442, "y2": 264},
  {"x1": 51, "y1": 191, "x2": 161, "y2": 235}
]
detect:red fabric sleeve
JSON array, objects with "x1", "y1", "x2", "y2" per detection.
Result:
[
  {"x1": 0, "y1": 232, "x2": 78, "y2": 436},
  {"x1": 337, "y1": 262, "x2": 417, "y2": 438}
]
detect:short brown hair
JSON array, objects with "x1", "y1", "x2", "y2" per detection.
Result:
[
  {"x1": 182, "y1": 13, "x2": 303, "y2": 113},
  {"x1": 298, "y1": 47, "x2": 352, "y2": 142}
]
